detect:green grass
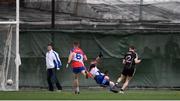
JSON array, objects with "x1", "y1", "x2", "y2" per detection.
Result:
[{"x1": 0, "y1": 90, "x2": 180, "y2": 100}]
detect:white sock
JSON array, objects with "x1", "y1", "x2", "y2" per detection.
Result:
[
  {"x1": 117, "y1": 78, "x2": 121, "y2": 83},
  {"x1": 76, "y1": 86, "x2": 79, "y2": 92}
]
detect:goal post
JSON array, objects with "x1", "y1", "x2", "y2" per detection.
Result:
[
  {"x1": 15, "y1": 0, "x2": 20, "y2": 91},
  {"x1": 0, "y1": 0, "x2": 20, "y2": 91}
]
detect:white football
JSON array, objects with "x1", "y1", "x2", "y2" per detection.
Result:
[{"x1": 7, "y1": 79, "x2": 13, "y2": 86}]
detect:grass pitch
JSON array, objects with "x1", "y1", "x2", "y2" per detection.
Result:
[{"x1": 0, "y1": 90, "x2": 180, "y2": 100}]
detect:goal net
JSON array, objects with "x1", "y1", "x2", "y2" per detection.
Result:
[{"x1": 0, "y1": 24, "x2": 20, "y2": 91}]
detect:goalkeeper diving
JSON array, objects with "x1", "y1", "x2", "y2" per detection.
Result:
[{"x1": 87, "y1": 52, "x2": 119, "y2": 93}]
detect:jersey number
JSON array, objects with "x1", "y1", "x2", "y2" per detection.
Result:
[
  {"x1": 76, "y1": 53, "x2": 82, "y2": 60},
  {"x1": 125, "y1": 55, "x2": 132, "y2": 63}
]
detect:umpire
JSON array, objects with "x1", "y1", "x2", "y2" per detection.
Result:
[{"x1": 46, "y1": 43, "x2": 62, "y2": 91}]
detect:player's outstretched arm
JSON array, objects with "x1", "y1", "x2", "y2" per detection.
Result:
[
  {"x1": 83, "y1": 55, "x2": 88, "y2": 61},
  {"x1": 134, "y1": 58, "x2": 141, "y2": 64},
  {"x1": 134, "y1": 52, "x2": 141, "y2": 64},
  {"x1": 66, "y1": 52, "x2": 74, "y2": 68},
  {"x1": 122, "y1": 59, "x2": 126, "y2": 64},
  {"x1": 90, "y1": 52, "x2": 103, "y2": 65}
]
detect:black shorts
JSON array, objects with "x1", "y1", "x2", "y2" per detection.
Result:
[{"x1": 122, "y1": 67, "x2": 136, "y2": 77}]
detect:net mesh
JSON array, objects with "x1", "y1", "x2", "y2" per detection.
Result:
[
  {"x1": 22, "y1": 0, "x2": 180, "y2": 21},
  {"x1": 0, "y1": 24, "x2": 17, "y2": 91}
]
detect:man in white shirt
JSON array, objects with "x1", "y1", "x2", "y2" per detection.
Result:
[{"x1": 46, "y1": 43, "x2": 62, "y2": 91}]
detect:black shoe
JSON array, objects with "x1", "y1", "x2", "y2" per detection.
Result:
[
  {"x1": 110, "y1": 86, "x2": 119, "y2": 93},
  {"x1": 75, "y1": 91, "x2": 80, "y2": 94},
  {"x1": 49, "y1": 89, "x2": 54, "y2": 92},
  {"x1": 110, "y1": 89, "x2": 119, "y2": 93}
]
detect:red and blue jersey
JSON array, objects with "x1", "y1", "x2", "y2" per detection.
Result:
[{"x1": 70, "y1": 48, "x2": 85, "y2": 68}]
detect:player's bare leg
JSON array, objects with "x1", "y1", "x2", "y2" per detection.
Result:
[
  {"x1": 120, "y1": 76, "x2": 132, "y2": 93},
  {"x1": 117, "y1": 74, "x2": 126, "y2": 83},
  {"x1": 73, "y1": 74, "x2": 80, "y2": 94},
  {"x1": 116, "y1": 74, "x2": 126, "y2": 87},
  {"x1": 81, "y1": 70, "x2": 89, "y2": 79}
]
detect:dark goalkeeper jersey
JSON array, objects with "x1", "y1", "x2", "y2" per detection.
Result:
[{"x1": 123, "y1": 51, "x2": 137, "y2": 69}]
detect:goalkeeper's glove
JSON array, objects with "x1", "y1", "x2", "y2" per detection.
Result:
[
  {"x1": 66, "y1": 63, "x2": 69, "y2": 68},
  {"x1": 98, "y1": 52, "x2": 103, "y2": 58}
]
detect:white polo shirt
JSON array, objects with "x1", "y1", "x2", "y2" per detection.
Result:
[{"x1": 46, "y1": 49, "x2": 60, "y2": 69}]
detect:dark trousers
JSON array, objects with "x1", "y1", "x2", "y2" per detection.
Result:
[{"x1": 47, "y1": 68, "x2": 62, "y2": 91}]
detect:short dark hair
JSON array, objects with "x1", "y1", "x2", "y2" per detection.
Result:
[
  {"x1": 47, "y1": 43, "x2": 53, "y2": 47},
  {"x1": 73, "y1": 41, "x2": 80, "y2": 47},
  {"x1": 129, "y1": 45, "x2": 135, "y2": 50}
]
